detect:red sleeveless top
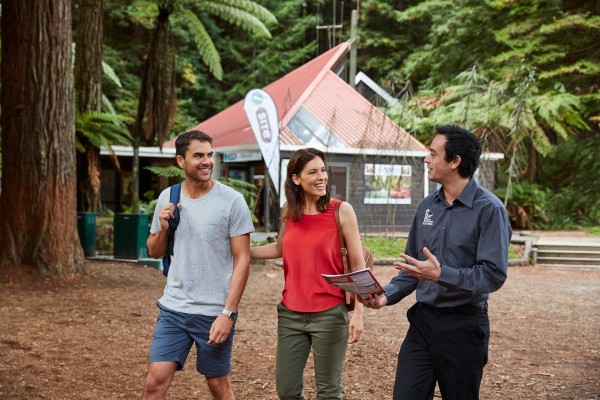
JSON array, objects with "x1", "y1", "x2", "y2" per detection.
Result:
[{"x1": 281, "y1": 200, "x2": 345, "y2": 312}]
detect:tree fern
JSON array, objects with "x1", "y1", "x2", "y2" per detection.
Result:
[
  {"x1": 75, "y1": 111, "x2": 133, "y2": 153},
  {"x1": 179, "y1": 8, "x2": 223, "y2": 80}
]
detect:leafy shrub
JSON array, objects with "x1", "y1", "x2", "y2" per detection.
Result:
[
  {"x1": 495, "y1": 183, "x2": 550, "y2": 229},
  {"x1": 539, "y1": 135, "x2": 600, "y2": 229}
]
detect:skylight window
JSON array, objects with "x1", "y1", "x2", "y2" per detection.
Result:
[{"x1": 287, "y1": 106, "x2": 345, "y2": 148}]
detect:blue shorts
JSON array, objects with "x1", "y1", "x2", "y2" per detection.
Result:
[{"x1": 149, "y1": 302, "x2": 235, "y2": 377}]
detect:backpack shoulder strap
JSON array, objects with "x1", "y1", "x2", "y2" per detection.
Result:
[
  {"x1": 167, "y1": 183, "x2": 181, "y2": 256},
  {"x1": 169, "y1": 183, "x2": 182, "y2": 229}
]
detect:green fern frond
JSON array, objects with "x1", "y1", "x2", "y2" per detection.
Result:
[
  {"x1": 75, "y1": 111, "x2": 133, "y2": 152},
  {"x1": 532, "y1": 91, "x2": 589, "y2": 139},
  {"x1": 539, "y1": 14, "x2": 600, "y2": 34},
  {"x1": 201, "y1": 1, "x2": 272, "y2": 38},
  {"x1": 145, "y1": 165, "x2": 184, "y2": 179},
  {"x1": 531, "y1": 49, "x2": 567, "y2": 65},
  {"x1": 216, "y1": 0, "x2": 277, "y2": 25},
  {"x1": 529, "y1": 125, "x2": 552, "y2": 156},
  {"x1": 102, "y1": 61, "x2": 122, "y2": 88},
  {"x1": 102, "y1": 94, "x2": 116, "y2": 114},
  {"x1": 394, "y1": 0, "x2": 451, "y2": 23},
  {"x1": 179, "y1": 8, "x2": 223, "y2": 80},
  {"x1": 539, "y1": 60, "x2": 600, "y2": 79}
]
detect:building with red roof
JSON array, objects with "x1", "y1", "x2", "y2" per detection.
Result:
[{"x1": 103, "y1": 41, "x2": 501, "y2": 232}]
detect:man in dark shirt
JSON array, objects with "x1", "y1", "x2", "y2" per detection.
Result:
[{"x1": 361, "y1": 124, "x2": 512, "y2": 400}]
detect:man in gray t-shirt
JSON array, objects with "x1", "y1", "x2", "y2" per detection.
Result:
[{"x1": 140, "y1": 130, "x2": 254, "y2": 400}]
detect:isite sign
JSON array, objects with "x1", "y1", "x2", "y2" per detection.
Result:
[
  {"x1": 223, "y1": 151, "x2": 262, "y2": 163},
  {"x1": 256, "y1": 108, "x2": 273, "y2": 142}
]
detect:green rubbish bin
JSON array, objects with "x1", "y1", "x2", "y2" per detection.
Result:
[
  {"x1": 77, "y1": 212, "x2": 97, "y2": 257},
  {"x1": 113, "y1": 213, "x2": 149, "y2": 259}
]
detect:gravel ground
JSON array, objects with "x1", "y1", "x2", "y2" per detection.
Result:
[{"x1": 0, "y1": 261, "x2": 599, "y2": 399}]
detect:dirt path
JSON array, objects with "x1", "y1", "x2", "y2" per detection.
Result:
[{"x1": 1, "y1": 261, "x2": 599, "y2": 399}]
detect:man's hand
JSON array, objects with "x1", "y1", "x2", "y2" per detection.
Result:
[
  {"x1": 157, "y1": 202, "x2": 180, "y2": 231},
  {"x1": 208, "y1": 315, "x2": 233, "y2": 345},
  {"x1": 394, "y1": 247, "x2": 441, "y2": 282},
  {"x1": 358, "y1": 293, "x2": 388, "y2": 309}
]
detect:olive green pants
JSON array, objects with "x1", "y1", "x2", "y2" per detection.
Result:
[{"x1": 276, "y1": 302, "x2": 349, "y2": 400}]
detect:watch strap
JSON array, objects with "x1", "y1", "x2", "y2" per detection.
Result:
[{"x1": 221, "y1": 309, "x2": 237, "y2": 321}]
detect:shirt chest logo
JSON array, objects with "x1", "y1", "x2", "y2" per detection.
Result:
[{"x1": 422, "y1": 209, "x2": 434, "y2": 226}]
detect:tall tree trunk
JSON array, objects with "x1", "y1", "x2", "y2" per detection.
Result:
[
  {"x1": 75, "y1": 0, "x2": 104, "y2": 212},
  {"x1": 131, "y1": 4, "x2": 177, "y2": 213},
  {"x1": 0, "y1": 0, "x2": 84, "y2": 275}
]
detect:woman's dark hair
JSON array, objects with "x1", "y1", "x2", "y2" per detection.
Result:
[
  {"x1": 435, "y1": 124, "x2": 482, "y2": 178},
  {"x1": 175, "y1": 130, "x2": 213, "y2": 158},
  {"x1": 283, "y1": 148, "x2": 331, "y2": 222}
]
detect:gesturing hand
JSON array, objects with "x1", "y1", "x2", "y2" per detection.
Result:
[{"x1": 393, "y1": 247, "x2": 441, "y2": 282}]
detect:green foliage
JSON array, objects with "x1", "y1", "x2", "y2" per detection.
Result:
[
  {"x1": 121, "y1": 190, "x2": 158, "y2": 216},
  {"x1": 538, "y1": 134, "x2": 600, "y2": 228},
  {"x1": 386, "y1": 0, "x2": 598, "y2": 183},
  {"x1": 179, "y1": 8, "x2": 223, "y2": 80},
  {"x1": 495, "y1": 183, "x2": 549, "y2": 230},
  {"x1": 388, "y1": 59, "x2": 591, "y2": 206},
  {"x1": 492, "y1": 5, "x2": 600, "y2": 93},
  {"x1": 585, "y1": 227, "x2": 600, "y2": 237},
  {"x1": 96, "y1": 0, "x2": 599, "y2": 230},
  {"x1": 394, "y1": 0, "x2": 502, "y2": 89},
  {"x1": 101, "y1": 60, "x2": 123, "y2": 88},
  {"x1": 75, "y1": 112, "x2": 133, "y2": 153},
  {"x1": 145, "y1": 165, "x2": 184, "y2": 179},
  {"x1": 100, "y1": 42, "x2": 145, "y2": 126},
  {"x1": 362, "y1": 237, "x2": 407, "y2": 259},
  {"x1": 508, "y1": 244, "x2": 521, "y2": 261},
  {"x1": 358, "y1": 0, "x2": 424, "y2": 85},
  {"x1": 218, "y1": 0, "x2": 318, "y2": 104},
  {"x1": 126, "y1": 0, "x2": 276, "y2": 82}
]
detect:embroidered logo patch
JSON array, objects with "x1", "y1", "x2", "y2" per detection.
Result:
[{"x1": 422, "y1": 209, "x2": 434, "y2": 226}]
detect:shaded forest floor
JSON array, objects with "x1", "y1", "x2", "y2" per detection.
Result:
[{"x1": 1, "y1": 261, "x2": 599, "y2": 399}]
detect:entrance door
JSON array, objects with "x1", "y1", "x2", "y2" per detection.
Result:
[{"x1": 328, "y1": 163, "x2": 349, "y2": 201}]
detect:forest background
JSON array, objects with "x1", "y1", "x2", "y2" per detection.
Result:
[
  {"x1": 99, "y1": 0, "x2": 600, "y2": 231},
  {"x1": 0, "y1": 0, "x2": 599, "y2": 276}
]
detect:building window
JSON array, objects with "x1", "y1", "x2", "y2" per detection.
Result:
[
  {"x1": 287, "y1": 106, "x2": 345, "y2": 148},
  {"x1": 364, "y1": 163, "x2": 412, "y2": 204}
]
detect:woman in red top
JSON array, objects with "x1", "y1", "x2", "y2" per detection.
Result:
[{"x1": 251, "y1": 148, "x2": 366, "y2": 399}]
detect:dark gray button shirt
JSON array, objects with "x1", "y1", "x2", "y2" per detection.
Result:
[{"x1": 384, "y1": 178, "x2": 512, "y2": 308}]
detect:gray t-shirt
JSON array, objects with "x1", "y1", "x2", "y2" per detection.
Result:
[{"x1": 150, "y1": 180, "x2": 254, "y2": 316}]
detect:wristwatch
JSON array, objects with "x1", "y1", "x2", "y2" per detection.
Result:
[{"x1": 221, "y1": 309, "x2": 237, "y2": 322}]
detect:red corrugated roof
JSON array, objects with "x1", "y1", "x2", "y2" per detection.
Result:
[{"x1": 164, "y1": 41, "x2": 425, "y2": 152}]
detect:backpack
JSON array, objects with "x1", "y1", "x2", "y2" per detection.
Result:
[{"x1": 162, "y1": 183, "x2": 181, "y2": 277}]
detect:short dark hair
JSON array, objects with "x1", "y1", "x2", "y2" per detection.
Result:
[
  {"x1": 175, "y1": 130, "x2": 213, "y2": 158},
  {"x1": 283, "y1": 148, "x2": 331, "y2": 222},
  {"x1": 434, "y1": 124, "x2": 481, "y2": 178}
]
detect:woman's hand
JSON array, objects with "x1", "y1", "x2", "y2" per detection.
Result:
[{"x1": 348, "y1": 303, "x2": 364, "y2": 344}]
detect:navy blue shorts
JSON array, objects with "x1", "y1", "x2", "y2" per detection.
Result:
[{"x1": 149, "y1": 302, "x2": 235, "y2": 377}]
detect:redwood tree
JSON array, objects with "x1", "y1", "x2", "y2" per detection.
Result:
[
  {"x1": 74, "y1": 0, "x2": 105, "y2": 212},
  {"x1": 0, "y1": 0, "x2": 84, "y2": 275}
]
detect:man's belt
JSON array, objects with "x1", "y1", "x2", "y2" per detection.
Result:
[{"x1": 422, "y1": 301, "x2": 488, "y2": 313}]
